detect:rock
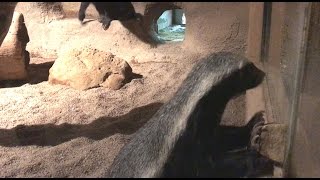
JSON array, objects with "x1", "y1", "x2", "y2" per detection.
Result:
[
  {"x1": 48, "y1": 46, "x2": 133, "y2": 90},
  {"x1": 0, "y1": 2, "x2": 17, "y2": 47},
  {"x1": 0, "y1": 12, "x2": 30, "y2": 81},
  {"x1": 259, "y1": 123, "x2": 288, "y2": 164}
]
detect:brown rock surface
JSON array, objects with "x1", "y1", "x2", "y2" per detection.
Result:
[
  {"x1": 0, "y1": 2, "x2": 17, "y2": 47},
  {"x1": 48, "y1": 46, "x2": 133, "y2": 90},
  {"x1": 260, "y1": 123, "x2": 288, "y2": 164},
  {"x1": 0, "y1": 12, "x2": 30, "y2": 81}
]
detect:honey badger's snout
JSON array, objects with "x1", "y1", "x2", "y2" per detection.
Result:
[
  {"x1": 250, "y1": 63, "x2": 265, "y2": 88},
  {"x1": 240, "y1": 63, "x2": 265, "y2": 91}
]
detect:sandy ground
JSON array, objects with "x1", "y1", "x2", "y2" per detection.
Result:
[
  {"x1": 0, "y1": 52, "x2": 245, "y2": 178},
  {"x1": 0, "y1": 7, "x2": 248, "y2": 178}
]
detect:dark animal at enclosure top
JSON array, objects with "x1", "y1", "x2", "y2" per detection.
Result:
[
  {"x1": 107, "y1": 52, "x2": 274, "y2": 178},
  {"x1": 78, "y1": 2, "x2": 142, "y2": 30}
]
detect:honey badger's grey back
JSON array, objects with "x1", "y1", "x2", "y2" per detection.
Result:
[{"x1": 107, "y1": 52, "x2": 262, "y2": 178}]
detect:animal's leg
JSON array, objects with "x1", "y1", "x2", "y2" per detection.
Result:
[
  {"x1": 99, "y1": 10, "x2": 112, "y2": 30},
  {"x1": 78, "y1": 2, "x2": 90, "y2": 24},
  {"x1": 216, "y1": 111, "x2": 267, "y2": 152}
]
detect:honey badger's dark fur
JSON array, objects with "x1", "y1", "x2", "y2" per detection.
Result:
[
  {"x1": 107, "y1": 52, "x2": 270, "y2": 178},
  {"x1": 78, "y1": 2, "x2": 142, "y2": 30}
]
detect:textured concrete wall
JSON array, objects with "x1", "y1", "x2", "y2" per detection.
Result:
[{"x1": 182, "y1": 2, "x2": 250, "y2": 55}]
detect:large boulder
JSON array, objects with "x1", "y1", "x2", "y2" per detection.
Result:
[
  {"x1": 48, "y1": 46, "x2": 133, "y2": 90},
  {"x1": 0, "y1": 12, "x2": 30, "y2": 81}
]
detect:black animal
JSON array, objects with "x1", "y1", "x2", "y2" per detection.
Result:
[
  {"x1": 106, "y1": 52, "x2": 272, "y2": 178},
  {"x1": 78, "y1": 2, "x2": 142, "y2": 30}
]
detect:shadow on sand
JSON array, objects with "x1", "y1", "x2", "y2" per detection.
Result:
[{"x1": 0, "y1": 102, "x2": 163, "y2": 147}]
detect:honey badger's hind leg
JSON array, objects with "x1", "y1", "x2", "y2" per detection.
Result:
[
  {"x1": 213, "y1": 148, "x2": 274, "y2": 178},
  {"x1": 78, "y1": 2, "x2": 90, "y2": 24}
]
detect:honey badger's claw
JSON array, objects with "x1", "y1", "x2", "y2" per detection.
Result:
[
  {"x1": 261, "y1": 125, "x2": 268, "y2": 132},
  {"x1": 253, "y1": 120, "x2": 265, "y2": 129},
  {"x1": 251, "y1": 126, "x2": 263, "y2": 139},
  {"x1": 102, "y1": 24, "x2": 109, "y2": 30},
  {"x1": 250, "y1": 134, "x2": 261, "y2": 151},
  {"x1": 248, "y1": 111, "x2": 267, "y2": 151}
]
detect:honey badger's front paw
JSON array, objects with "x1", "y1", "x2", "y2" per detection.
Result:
[
  {"x1": 98, "y1": 16, "x2": 111, "y2": 30},
  {"x1": 78, "y1": 13, "x2": 85, "y2": 23},
  {"x1": 247, "y1": 111, "x2": 267, "y2": 152}
]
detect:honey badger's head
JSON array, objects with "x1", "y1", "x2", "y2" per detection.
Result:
[
  {"x1": 237, "y1": 62, "x2": 265, "y2": 91},
  {"x1": 227, "y1": 62, "x2": 265, "y2": 99},
  {"x1": 206, "y1": 53, "x2": 265, "y2": 101}
]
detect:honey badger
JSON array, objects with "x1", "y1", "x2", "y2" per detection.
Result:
[
  {"x1": 107, "y1": 52, "x2": 270, "y2": 178},
  {"x1": 78, "y1": 2, "x2": 142, "y2": 30}
]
